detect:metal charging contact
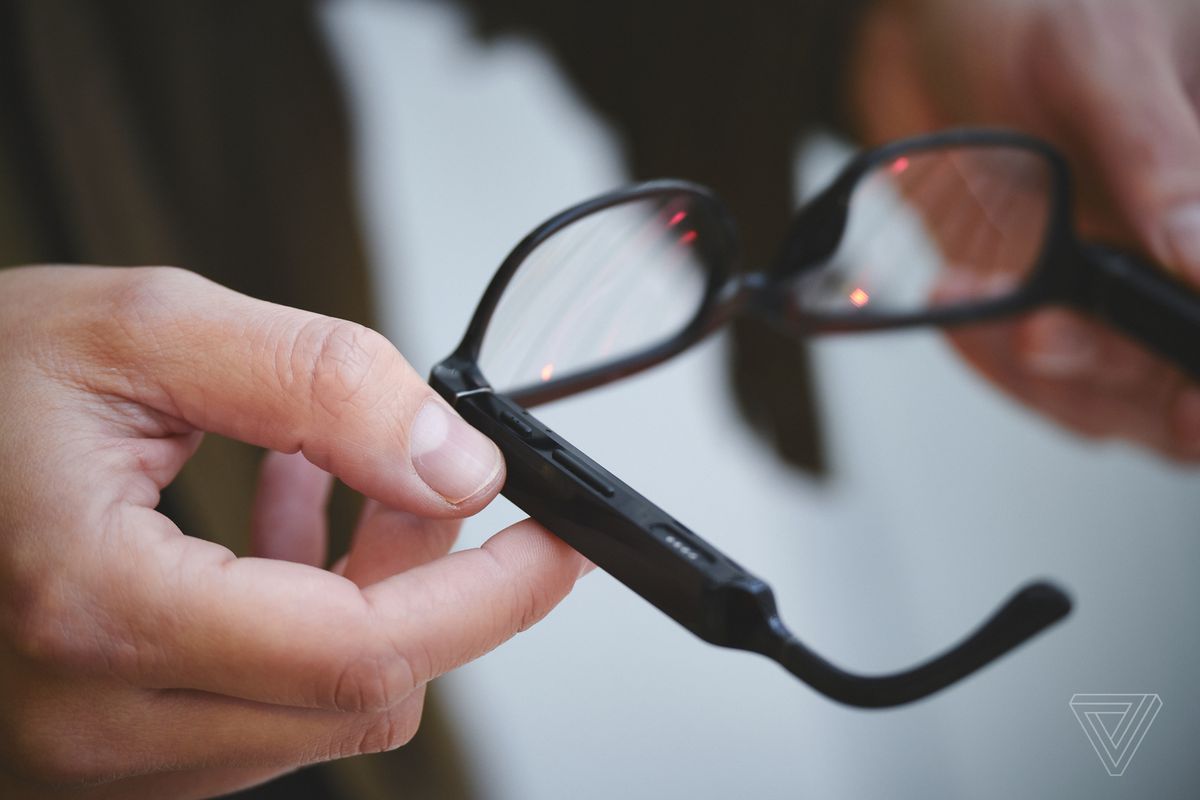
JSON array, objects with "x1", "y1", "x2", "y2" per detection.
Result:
[{"x1": 650, "y1": 523, "x2": 714, "y2": 563}]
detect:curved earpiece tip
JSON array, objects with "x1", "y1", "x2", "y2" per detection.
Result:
[
  {"x1": 1012, "y1": 580, "x2": 1073, "y2": 627},
  {"x1": 770, "y1": 577, "x2": 1073, "y2": 708}
]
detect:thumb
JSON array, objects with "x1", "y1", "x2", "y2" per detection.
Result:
[
  {"x1": 1035, "y1": 11, "x2": 1200, "y2": 284},
  {"x1": 84, "y1": 266, "x2": 503, "y2": 515}
]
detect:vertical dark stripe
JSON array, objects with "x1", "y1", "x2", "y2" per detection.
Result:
[{"x1": 0, "y1": 0, "x2": 80, "y2": 263}]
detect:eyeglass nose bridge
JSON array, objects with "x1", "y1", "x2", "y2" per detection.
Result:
[{"x1": 767, "y1": 182, "x2": 852, "y2": 283}]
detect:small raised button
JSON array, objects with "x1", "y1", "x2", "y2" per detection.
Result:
[{"x1": 500, "y1": 410, "x2": 535, "y2": 438}]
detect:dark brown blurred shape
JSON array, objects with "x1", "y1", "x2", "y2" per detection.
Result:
[{"x1": 462, "y1": 0, "x2": 872, "y2": 474}]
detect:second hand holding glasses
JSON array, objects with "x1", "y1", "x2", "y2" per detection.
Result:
[{"x1": 430, "y1": 129, "x2": 1200, "y2": 708}]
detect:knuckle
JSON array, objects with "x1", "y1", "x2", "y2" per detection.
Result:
[
  {"x1": 517, "y1": 578, "x2": 559, "y2": 635},
  {"x1": 8, "y1": 584, "x2": 77, "y2": 667},
  {"x1": 6, "y1": 575, "x2": 136, "y2": 680},
  {"x1": 484, "y1": 546, "x2": 563, "y2": 638},
  {"x1": 103, "y1": 266, "x2": 199, "y2": 331},
  {"x1": 297, "y1": 319, "x2": 399, "y2": 420},
  {"x1": 329, "y1": 646, "x2": 416, "y2": 713},
  {"x1": 80, "y1": 267, "x2": 205, "y2": 392}
]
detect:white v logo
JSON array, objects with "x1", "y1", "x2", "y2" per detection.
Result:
[{"x1": 1069, "y1": 693, "x2": 1162, "y2": 776}]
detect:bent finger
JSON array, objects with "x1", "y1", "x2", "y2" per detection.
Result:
[
  {"x1": 361, "y1": 517, "x2": 590, "y2": 685},
  {"x1": 16, "y1": 674, "x2": 424, "y2": 788},
  {"x1": 1031, "y1": 10, "x2": 1200, "y2": 280},
  {"x1": 250, "y1": 450, "x2": 335, "y2": 566},
  {"x1": 946, "y1": 310, "x2": 1200, "y2": 458},
  {"x1": 342, "y1": 502, "x2": 462, "y2": 588},
  {"x1": 90, "y1": 509, "x2": 582, "y2": 712}
]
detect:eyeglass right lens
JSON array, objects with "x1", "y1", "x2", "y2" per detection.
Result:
[
  {"x1": 790, "y1": 145, "x2": 1053, "y2": 317},
  {"x1": 479, "y1": 192, "x2": 725, "y2": 395}
]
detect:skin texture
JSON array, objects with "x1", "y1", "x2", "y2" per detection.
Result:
[
  {"x1": 0, "y1": 266, "x2": 590, "y2": 798},
  {"x1": 850, "y1": 0, "x2": 1200, "y2": 460}
]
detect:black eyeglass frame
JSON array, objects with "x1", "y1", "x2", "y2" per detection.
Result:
[
  {"x1": 430, "y1": 128, "x2": 1200, "y2": 708},
  {"x1": 762, "y1": 128, "x2": 1200, "y2": 380}
]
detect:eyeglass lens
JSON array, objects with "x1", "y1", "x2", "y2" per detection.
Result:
[
  {"x1": 479, "y1": 193, "x2": 724, "y2": 393},
  {"x1": 789, "y1": 146, "x2": 1054, "y2": 317}
]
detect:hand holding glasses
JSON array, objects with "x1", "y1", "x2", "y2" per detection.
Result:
[{"x1": 430, "y1": 129, "x2": 1200, "y2": 708}]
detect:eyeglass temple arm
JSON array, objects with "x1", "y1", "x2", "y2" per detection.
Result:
[
  {"x1": 436, "y1": 378, "x2": 1071, "y2": 708},
  {"x1": 1080, "y1": 243, "x2": 1200, "y2": 380},
  {"x1": 736, "y1": 579, "x2": 1070, "y2": 708}
]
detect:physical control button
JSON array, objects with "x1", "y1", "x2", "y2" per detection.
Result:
[
  {"x1": 500, "y1": 410, "x2": 535, "y2": 438},
  {"x1": 552, "y1": 449, "x2": 615, "y2": 497}
]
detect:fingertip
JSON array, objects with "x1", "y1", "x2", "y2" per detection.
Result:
[
  {"x1": 1161, "y1": 203, "x2": 1200, "y2": 285},
  {"x1": 481, "y1": 518, "x2": 591, "y2": 593},
  {"x1": 409, "y1": 398, "x2": 506, "y2": 509},
  {"x1": 353, "y1": 517, "x2": 589, "y2": 684}
]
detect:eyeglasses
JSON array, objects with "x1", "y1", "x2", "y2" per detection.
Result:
[{"x1": 429, "y1": 128, "x2": 1200, "y2": 708}]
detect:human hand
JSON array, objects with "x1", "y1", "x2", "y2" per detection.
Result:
[
  {"x1": 0, "y1": 266, "x2": 590, "y2": 798},
  {"x1": 848, "y1": 0, "x2": 1200, "y2": 459}
]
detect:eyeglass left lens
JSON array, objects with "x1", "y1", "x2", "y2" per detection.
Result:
[
  {"x1": 479, "y1": 192, "x2": 726, "y2": 395},
  {"x1": 789, "y1": 144, "x2": 1054, "y2": 318}
]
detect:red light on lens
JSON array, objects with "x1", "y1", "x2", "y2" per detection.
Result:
[
  {"x1": 849, "y1": 288, "x2": 870, "y2": 307},
  {"x1": 890, "y1": 157, "x2": 910, "y2": 175},
  {"x1": 540, "y1": 363, "x2": 555, "y2": 382},
  {"x1": 680, "y1": 230, "x2": 697, "y2": 245},
  {"x1": 668, "y1": 211, "x2": 687, "y2": 226}
]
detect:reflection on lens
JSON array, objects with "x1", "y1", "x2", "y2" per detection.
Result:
[
  {"x1": 790, "y1": 145, "x2": 1053, "y2": 317},
  {"x1": 479, "y1": 193, "x2": 726, "y2": 394}
]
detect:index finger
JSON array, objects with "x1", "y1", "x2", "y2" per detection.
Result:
[{"x1": 86, "y1": 509, "x2": 587, "y2": 712}]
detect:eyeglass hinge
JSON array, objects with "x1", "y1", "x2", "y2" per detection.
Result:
[{"x1": 429, "y1": 359, "x2": 493, "y2": 407}]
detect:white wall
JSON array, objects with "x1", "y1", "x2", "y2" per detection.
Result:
[{"x1": 321, "y1": 2, "x2": 1200, "y2": 797}]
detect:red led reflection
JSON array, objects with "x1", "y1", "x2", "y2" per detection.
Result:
[
  {"x1": 849, "y1": 288, "x2": 870, "y2": 307},
  {"x1": 668, "y1": 211, "x2": 687, "y2": 227},
  {"x1": 890, "y1": 157, "x2": 910, "y2": 175},
  {"x1": 680, "y1": 230, "x2": 697, "y2": 245}
]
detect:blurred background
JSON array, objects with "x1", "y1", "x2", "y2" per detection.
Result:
[{"x1": 317, "y1": 1, "x2": 1200, "y2": 798}]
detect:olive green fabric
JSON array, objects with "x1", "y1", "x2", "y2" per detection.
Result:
[
  {"x1": 0, "y1": 0, "x2": 379, "y2": 556},
  {"x1": 0, "y1": 2, "x2": 472, "y2": 798}
]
